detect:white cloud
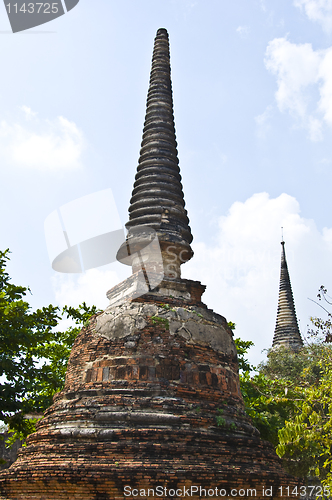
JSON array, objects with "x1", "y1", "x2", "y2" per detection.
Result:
[
  {"x1": 20, "y1": 105, "x2": 37, "y2": 120},
  {"x1": 171, "y1": 0, "x2": 198, "y2": 20},
  {"x1": 236, "y1": 25, "x2": 250, "y2": 37},
  {"x1": 51, "y1": 193, "x2": 332, "y2": 368},
  {"x1": 318, "y1": 48, "x2": 332, "y2": 124},
  {"x1": 265, "y1": 37, "x2": 332, "y2": 140},
  {"x1": 255, "y1": 105, "x2": 273, "y2": 138},
  {"x1": 260, "y1": 0, "x2": 267, "y2": 12},
  {"x1": 323, "y1": 226, "x2": 332, "y2": 247},
  {"x1": 294, "y1": 0, "x2": 332, "y2": 32},
  {"x1": 213, "y1": 143, "x2": 227, "y2": 164},
  {"x1": 0, "y1": 109, "x2": 85, "y2": 171},
  {"x1": 265, "y1": 38, "x2": 320, "y2": 117},
  {"x1": 182, "y1": 193, "x2": 332, "y2": 366},
  {"x1": 308, "y1": 115, "x2": 324, "y2": 140},
  {"x1": 52, "y1": 265, "x2": 128, "y2": 310}
]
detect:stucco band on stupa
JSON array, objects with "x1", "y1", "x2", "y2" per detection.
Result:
[{"x1": 0, "y1": 29, "x2": 301, "y2": 500}]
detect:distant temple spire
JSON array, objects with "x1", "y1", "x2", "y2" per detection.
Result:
[
  {"x1": 272, "y1": 239, "x2": 303, "y2": 351},
  {"x1": 117, "y1": 28, "x2": 193, "y2": 279}
]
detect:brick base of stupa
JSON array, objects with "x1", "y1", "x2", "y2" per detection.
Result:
[{"x1": 0, "y1": 276, "x2": 300, "y2": 499}]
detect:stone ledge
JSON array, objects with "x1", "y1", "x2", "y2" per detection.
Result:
[{"x1": 106, "y1": 273, "x2": 206, "y2": 307}]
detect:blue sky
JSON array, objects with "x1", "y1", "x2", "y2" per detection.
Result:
[{"x1": 1, "y1": 0, "x2": 332, "y2": 365}]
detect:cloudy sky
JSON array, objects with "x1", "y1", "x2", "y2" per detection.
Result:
[{"x1": 1, "y1": 0, "x2": 332, "y2": 366}]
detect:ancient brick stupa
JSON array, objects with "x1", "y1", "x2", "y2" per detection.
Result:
[
  {"x1": 272, "y1": 240, "x2": 303, "y2": 351},
  {"x1": 0, "y1": 29, "x2": 299, "y2": 500}
]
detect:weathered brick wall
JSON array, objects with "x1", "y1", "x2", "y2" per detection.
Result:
[{"x1": 0, "y1": 278, "x2": 302, "y2": 499}]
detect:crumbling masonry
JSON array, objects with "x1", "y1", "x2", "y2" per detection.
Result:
[{"x1": 0, "y1": 28, "x2": 300, "y2": 500}]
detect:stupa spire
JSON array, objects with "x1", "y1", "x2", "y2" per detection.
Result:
[
  {"x1": 0, "y1": 29, "x2": 300, "y2": 500},
  {"x1": 272, "y1": 239, "x2": 303, "y2": 351},
  {"x1": 117, "y1": 28, "x2": 193, "y2": 279}
]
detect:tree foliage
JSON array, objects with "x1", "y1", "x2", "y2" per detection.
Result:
[
  {"x1": 276, "y1": 347, "x2": 332, "y2": 483},
  {"x1": 0, "y1": 249, "x2": 100, "y2": 440},
  {"x1": 233, "y1": 284, "x2": 332, "y2": 487},
  {"x1": 234, "y1": 340, "x2": 299, "y2": 447},
  {"x1": 235, "y1": 330, "x2": 332, "y2": 469},
  {"x1": 274, "y1": 287, "x2": 332, "y2": 486},
  {"x1": 308, "y1": 285, "x2": 332, "y2": 344}
]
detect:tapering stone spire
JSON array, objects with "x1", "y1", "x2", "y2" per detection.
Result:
[
  {"x1": 0, "y1": 30, "x2": 301, "y2": 500},
  {"x1": 117, "y1": 28, "x2": 193, "y2": 279},
  {"x1": 272, "y1": 240, "x2": 303, "y2": 351}
]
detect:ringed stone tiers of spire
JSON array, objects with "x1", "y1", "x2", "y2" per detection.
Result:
[
  {"x1": 272, "y1": 240, "x2": 303, "y2": 351},
  {"x1": 117, "y1": 28, "x2": 193, "y2": 279},
  {"x1": 0, "y1": 29, "x2": 301, "y2": 500}
]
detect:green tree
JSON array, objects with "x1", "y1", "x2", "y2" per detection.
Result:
[
  {"x1": 229, "y1": 293, "x2": 332, "y2": 483},
  {"x1": 259, "y1": 344, "x2": 327, "y2": 386},
  {"x1": 274, "y1": 286, "x2": 332, "y2": 482},
  {"x1": 235, "y1": 343, "x2": 297, "y2": 447},
  {"x1": 242, "y1": 342, "x2": 332, "y2": 456},
  {"x1": 276, "y1": 346, "x2": 332, "y2": 483},
  {"x1": 231, "y1": 331, "x2": 297, "y2": 447},
  {"x1": 233, "y1": 336, "x2": 254, "y2": 372},
  {"x1": 308, "y1": 285, "x2": 332, "y2": 344},
  {"x1": 234, "y1": 337, "x2": 329, "y2": 450},
  {"x1": 0, "y1": 249, "x2": 99, "y2": 440}
]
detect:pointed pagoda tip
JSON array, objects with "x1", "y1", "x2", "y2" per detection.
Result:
[
  {"x1": 272, "y1": 237, "x2": 303, "y2": 351},
  {"x1": 281, "y1": 238, "x2": 286, "y2": 263},
  {"x1": 156, "y1": 28, "x2": 168, "y2": 36},
  {"x1": 117, "y1": 26, "x2": 193, "y2": 280}
]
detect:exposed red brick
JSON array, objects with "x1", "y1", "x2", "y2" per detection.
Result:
[{"x1": 0, "y1": 276, "x2": 302, "y2": 499}]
